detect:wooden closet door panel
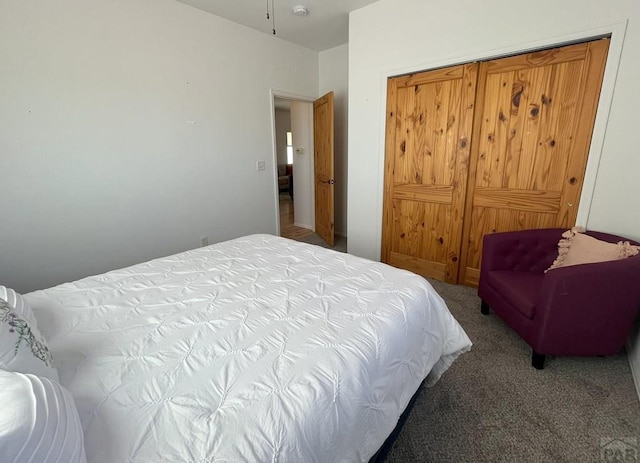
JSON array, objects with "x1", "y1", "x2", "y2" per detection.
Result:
[
  {"x1": 460, "y1": 39, "x2": 610, "y2": 286},
  {"x1": 382, "y1": 63, "x2": 478, "y2": 283}
]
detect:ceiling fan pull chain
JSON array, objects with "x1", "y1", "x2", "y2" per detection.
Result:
[
  {"x1": 272, "y1": 0, "x2": 276, "y2": 35},
  {"x1": 266, "y1": 0, "x2": 270, "y2": 19}
]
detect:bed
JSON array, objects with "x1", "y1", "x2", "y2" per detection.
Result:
[{"x1": 21, "y1": 234, "x2": 471, "y2": 462}]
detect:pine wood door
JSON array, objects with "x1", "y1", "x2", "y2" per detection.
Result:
[
  {"x1": 314, "y1": 92, "x2": 335, "y2": 247},
  {"x1": 382, "y1": 64, "x2": 478, "y2": 283},
  {"x1": 459, "y1": 39, "x2": 610, "y2": 286}
]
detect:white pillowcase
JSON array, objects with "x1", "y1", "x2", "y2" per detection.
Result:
[
  {"x1": 0, "y1": 285, "x2": 38, "y2": 328},
  {"x1": 0, "y1": 370, "x2": 87, "y2": 463},
  {"x1": 0, "y1": 298, "x2": 59, "y2": 382}
]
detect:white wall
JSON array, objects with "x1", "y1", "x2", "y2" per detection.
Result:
[
  {"x1": 348, "y1": 0, "x2": 640, "y2": 398},
  {"x1": 348, "y1": 0, "x2": 640, "y2": 260},
  {"x1": 290, "y1": 101, "x2": 315, "y2": 230},
  {"x1": 0, "y1": 0, "x2": 318, "y2": 293},
  {"x1": 319, "y1": 44, "x2": 349, "y2": 237},
  {"x1": 274, "y1": 108, "x2": 291, "y2": 168}
]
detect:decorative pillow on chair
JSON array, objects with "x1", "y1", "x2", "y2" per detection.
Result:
[
  {"x1": 0, "y1": 298, "x2": 59, "y2": 381},
  {"x1": 546, "y1": 227, "x2": 640, "y2": 271},
  {"x1": 0, "y1": 370, "x2": 87, "y2": 463}
]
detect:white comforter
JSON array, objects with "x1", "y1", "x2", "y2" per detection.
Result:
[{"x1": 26, "y1": 234, "x2": 471, "y2": 463}]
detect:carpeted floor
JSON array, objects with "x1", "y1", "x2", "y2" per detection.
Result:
[{"x1": 386, "y1": 279, "x2": 640, "y2": 463}]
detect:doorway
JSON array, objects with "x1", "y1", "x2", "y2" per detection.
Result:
[
  {"x1": 273, "y1": 97, "x2": 314, "y2": 240},
  {"x1": 271, "y1": 93, "x2": 347, "y2": 251}
]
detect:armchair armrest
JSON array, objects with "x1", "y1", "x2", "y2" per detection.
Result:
[
  {"x1": 480, "y1": 229, "x2": 565, "y2": 274},
  {"x1": 533, "y1": 255, "x2": 640, "y2": 354}
]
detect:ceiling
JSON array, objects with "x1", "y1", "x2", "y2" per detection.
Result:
[{"x1": 175, "y1": 0, "x2": 381, "y2": 51}]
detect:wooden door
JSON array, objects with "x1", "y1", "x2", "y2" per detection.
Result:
[
  {"x1": 459, "y1": 39, "x2": 610, "y2": 285},
  {"x1": 314, "y1": 92, "x2": 335, "y2": 247},
  {"x1": 382, "y1": 64, "x2": 478, "y2": 283}
]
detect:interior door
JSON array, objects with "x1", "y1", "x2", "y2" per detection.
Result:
[
  {"x1": 459, "y1": 39, "x2": 610, "y2": 286},
  {"x1": 314, "y1": 92, "x2": 335, "y2": 247},
  {"x1": 381, "y1": 64, "x2": 478, "y2": 283}
]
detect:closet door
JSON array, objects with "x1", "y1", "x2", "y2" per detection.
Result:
[
  {"x1": 459, "y1": 39, "x2": 610, "y2": 286},
  {"x1": 382, "y1": 64, "x2": 478, "y2": 283}
]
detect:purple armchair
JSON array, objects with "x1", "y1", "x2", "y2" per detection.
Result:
[{"x1": 478, "y1": 228, "x2": 640, "y2": 369}]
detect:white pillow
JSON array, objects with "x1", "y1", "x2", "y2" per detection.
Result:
[
  {"x1": 0, "y1": 285, "x2": 38, "y2": 328},
  {"x1": 0, "y1": 298, "x2": 59, "y2": 381},
  {"x1": 0, "y1": 370, "x2": 87, "y2": 463}
]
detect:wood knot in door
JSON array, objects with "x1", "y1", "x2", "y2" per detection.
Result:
[
  {"x1": 511, "y1": 83, "x2": 524, "y2": 109},
  {"x1": 447, "y1": 115, "x2": 456, "y2": 130},
  {"x1": 530, "y1": 105, "x2": 540, "y2": 118}
]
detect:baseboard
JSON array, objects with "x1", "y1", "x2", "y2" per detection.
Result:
[
  {"x1": 627, "y1": 341, "x2": 640, "y2": 402},
  {"x1": 625, "y1": 320, "x2": 640, "y2": 402}
]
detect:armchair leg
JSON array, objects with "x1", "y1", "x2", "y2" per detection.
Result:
[
  {"x1": 480, "y1": 300, "x2": 490, "y2": 315},
  {"x1": 532, "y1": 351, "x2": 546, "y2": 370}
]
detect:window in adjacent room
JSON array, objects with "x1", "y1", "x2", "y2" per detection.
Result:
[{"x1": 286, "y1": 131, "x2": 293, "y2": 165}]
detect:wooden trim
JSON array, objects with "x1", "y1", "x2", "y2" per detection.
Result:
[
  {"x1": 388, "y1": 252, "x2": 446, "y2": 280},
  {"x1": 313, "y1": 93, "x2": 332, "y2": 108},
  {"x1": 462, "y1": 267, "x2": 480, "y2": 287},
  {"x1": 444, "y1": 62, "x2": 479, "y2": 283},
  {"x1": 381, "y1": 78, "x2": 399, "y2": 263},
  {"x1": 393, "y1": 185, "x2": 453, "y2": 204},
  {"x1": 558, "y1": 38, "x2": 610, "y2": 226},
  {"x1": 472, "y1": 188, "x2": 562, "y2": 213},
  {"x1": 395, "y1": 67, "x2": 464, "y2": 87},
  {"x1": 483, "y1": 42, "x2": 588, "y2": 73},
  {"x1": 458, "y1": 61, "x2": 488, "y2": 285}
]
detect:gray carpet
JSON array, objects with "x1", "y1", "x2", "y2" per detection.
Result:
[{"x1": 386, "y1": 279, "x2": 640, "y2": 463}]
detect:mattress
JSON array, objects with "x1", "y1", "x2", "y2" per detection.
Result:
[{"x1": 25, "y1": 234, "x2": 471, "y2": 463}]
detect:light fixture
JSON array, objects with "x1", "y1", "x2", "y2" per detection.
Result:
[{"x1": 292, "y1": 5, "x2": 309, "y2": 16}]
